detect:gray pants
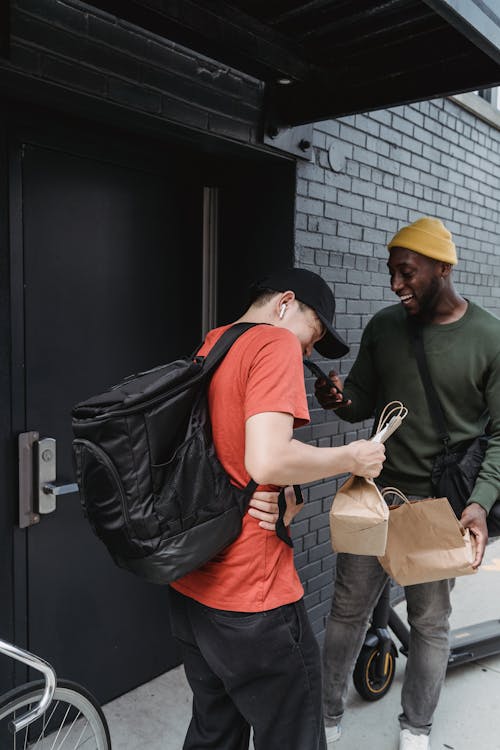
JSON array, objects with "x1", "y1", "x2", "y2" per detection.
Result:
[{"x1": 322, "y1": 553, "x2": 453, "y2": 736}]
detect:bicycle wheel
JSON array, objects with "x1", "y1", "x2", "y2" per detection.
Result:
[
  {"x1": 0, "y1": 679, "x2": 111, "y2": 749},
  {"x1": 353, "y1": 644, "x2": 396, "y2": 701}
]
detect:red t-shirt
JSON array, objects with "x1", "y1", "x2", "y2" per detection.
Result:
[{"x1": 170, "y1": 324, "x2": 310, "y2": 611}]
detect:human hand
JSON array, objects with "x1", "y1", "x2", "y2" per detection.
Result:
[
  {"x1": 247, "y1": 487, "x2": 303, "y2": 531},
  {"x1": 347, "y1": 440, "x2": 386, "y2": 479},
  {"x1": 314, "y1": 370, "x2": 351, "y2": 410},
  {"x1": 460, "y1": 502, "x2": 488, "y2": 568}
]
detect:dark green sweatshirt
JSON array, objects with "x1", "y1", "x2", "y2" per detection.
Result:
[{"x1": 336, "y1": 301, "x2": 500, "y2": 512}]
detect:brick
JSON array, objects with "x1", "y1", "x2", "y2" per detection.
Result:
[
  {"x1": 339, "y1": 122, "x2": 367, "y2": 147},
  {"x1": 108, "y1": 76, "x2": 161, "y2": 112},
  {"x1": 391, "y1": 113, "x2": 415, "y2": 137},
  {"x1": 315, "y1": 120, "x2": 340, "y2": 137},
  {"x1": 296, "y1": 230, "x2": 323, "y2": 249},
  {"x1": 369, "y1": 109, "x2": 392, "y2": 126},
  {"x1": 334, "y1": 191, "x2": 363, "y2": 214},
  {"x1": 315, "y1": 217, "x2": 338, "y2": 236},
  {"x1": 17, "y1": 0, "x2": 88, "y2": 34},
  {"x1": 10, "y1": 41, "x2": 40, "y2": 73},
  {"x1": 352, "y1": 209, "x2": 377, "y2": 228},
  {"x1": 363, "y1": 197, "x2": 387, "y2": 215},
  {"x1": 87, "y1": 16, "x2": 150, "y2": 61},
  {"x1": 337, "y1": 222, "x2": 362, "y2": 240},
  {"x1": 322, "y1": 269, "x2": 347, "y2": 288},
  {"x1": 296, "y1": 196, "x2": 324, "y2": 216},
  {"x1": 353, "y1": 145, "x2": 378, "y2": 167},
  {"x1": 363, "y1": 227, "x2": 387, "y2": 244},
  {"x1": 12, "y1": 11, "x2": 83, "y2": 58},
  {"x1": 307, "y1": 571, "x2": 334, "y2": 593},
  {"x1": 162, "y1": 94, "x2": 209, "y2": 129},
  {"x1": 351, "y1": 178, "x2": 377, "y2": 197},
  {"x1": 297, "y1": 560, "x2": 323, "y2": 580},
  {"x1": 349, "y1": 239, "x2": 374, "y2": 257},
  {"x1": 303, "y1": 591, "x2": 321, "y2": 610},
  {"x1": 378, "y1": 155, "x2": 401, "y2": 174},
  {"x1": 324, "y1": 203, "x2": 351, "y2": 222},
  {"x1": 355, "y1": 114, "x2": 380, "y2": 137},
  {"x1": 325, "y1": 171, "x2": 352, "y2": 191},
  {"x1": 41, "y1": 54, "x2": 106, "y2": 94},
  {"x1": 323, "y1": 235, "x2": 350, "y2": 252}
]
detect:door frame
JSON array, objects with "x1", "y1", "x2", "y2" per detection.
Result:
[{"x1": 0, "y1": 113, "x2": 16, "y2": 693}]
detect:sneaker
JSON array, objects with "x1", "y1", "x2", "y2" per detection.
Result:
[
  {"x1": 325, "y1": 723, "x2": 341, "y2": 744},
  {"x1": 399, "y1": 729, "x2": 430, "y2": 750}
]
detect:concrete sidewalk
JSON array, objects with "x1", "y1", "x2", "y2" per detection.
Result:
[{"x1": 103, "y1": 539, "x2": 500, "y2": 750}]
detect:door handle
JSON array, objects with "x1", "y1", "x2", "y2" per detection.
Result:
[
  {"x1": 43, "y1": 482, "x2": 79, "y2": 496},
  {"x1": 18, "y1": 432, "x2": 79, "y2": 528}
]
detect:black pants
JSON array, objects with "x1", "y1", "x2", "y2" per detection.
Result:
[{"x1": 169, "y1": 588, "x2": 327, "y2": 750}]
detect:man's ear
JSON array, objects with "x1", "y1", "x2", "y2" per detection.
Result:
[
  {"x1": 440, "y1": 262, "x2": 452, "y2": 277},
  {"x1": 277, "y1": 290, "x2": 295, "y2": 309}
]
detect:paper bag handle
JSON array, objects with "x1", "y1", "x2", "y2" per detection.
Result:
[
  {"x1": 382, "y1": 487, "x2": 470, "y2": 539},
  {"x1": 372, "y1": 401, "x2": 408, "y2": 444},
  {"x1": 381, "y1": 486, "x2": 410, "y2": 504}
]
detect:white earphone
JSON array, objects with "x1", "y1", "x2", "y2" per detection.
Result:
[{"x1": 279, "y1": 303, "x2": 286, "y2": 320}]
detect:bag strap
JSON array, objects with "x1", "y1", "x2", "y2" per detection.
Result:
[
  {"x1": 276, "y1": 485, "x2": 304, "y2": 548},
  {"x1": 407, "y1": 320, "x2": 450, "y2": 449},
  {"x1": 200, "y1": 322, "x2": 260, "y2": 374},
  {"x1": 381, "y1": 486, "x2": 410, "y2": 504},
  {"x1": 372, "y1": 401, "x2": 408, "y2": 443}
]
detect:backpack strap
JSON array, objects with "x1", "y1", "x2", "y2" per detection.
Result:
[
  {"x1": 199, "y1": 322, "x2": 260, "y2": 375},
  {"x1": 276, "y1": 485, "x2": 304, "y2": 547}
]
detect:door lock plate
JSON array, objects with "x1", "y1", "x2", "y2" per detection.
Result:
[{"x1": 18, "y1": 432, "x2": 79, "y2": 528}]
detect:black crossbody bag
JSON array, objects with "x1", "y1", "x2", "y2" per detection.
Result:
[{"x1": 409, "y1": 321, "x2": 500, "y2": 537}]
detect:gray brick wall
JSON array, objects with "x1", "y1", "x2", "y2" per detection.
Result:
[{"x1": 295, "y1": 97, "x2": 500, "y2": 638}]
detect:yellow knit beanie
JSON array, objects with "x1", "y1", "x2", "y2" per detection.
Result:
[{"x1": 388, "y1": 217, "x2": 457, "y2": 265}]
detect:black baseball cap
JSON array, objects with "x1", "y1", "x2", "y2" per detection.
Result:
[{"x1": 253, "y1": 268, "x2": 349, "y2": 359}]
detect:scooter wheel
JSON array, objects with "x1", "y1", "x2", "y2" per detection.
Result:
[{"x1": 353, "y1": 644, "x2": 396, "y2": 701}]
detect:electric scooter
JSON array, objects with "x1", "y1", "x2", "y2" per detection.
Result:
[{"x1": 353, "y1": 578, "x2": 500, "y2": 701}]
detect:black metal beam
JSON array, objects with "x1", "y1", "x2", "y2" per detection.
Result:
[
  {"x1": 423, "y1": 0, "x2": 500, "y2": 64},
  {"x1": 296, "y1": 0, "x2": 415, "y2": 42},
  {"x1": 270, "y1": 52, "x2": 500, "y2": 125}
]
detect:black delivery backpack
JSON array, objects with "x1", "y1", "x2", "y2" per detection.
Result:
[{"x1": 72, "y1": 323, "x2": 263, "y2": 585}]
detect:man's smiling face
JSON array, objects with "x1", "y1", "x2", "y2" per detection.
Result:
[{"x1": 388, "y1": 246, "x2": 443, "y2": 321}]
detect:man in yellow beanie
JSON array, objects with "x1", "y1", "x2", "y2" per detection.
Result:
[{"x1": 316, "y1": 216, "x2": 500, "y2": 750}]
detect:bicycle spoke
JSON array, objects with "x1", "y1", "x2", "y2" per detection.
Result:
[
  {"x1": 34, "y1": 701, "x2": 58, "y2": 746},
  {"x1": 53, "y1": 708, "x2": 82, "y2": 750},
  {"x1": 47, "y1": 703, "x2": 71, "y2": 750},
  {"x1": 75, "y1": 722, "x2": 96, "y2": 748}
]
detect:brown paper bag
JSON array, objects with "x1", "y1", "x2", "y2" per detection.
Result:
[
  {"x1": 329, "y1": 401, "x2": 408, "y2": 556},
  {"x1": 377, "y1": 488, "x2": 476, "y2": 586},
  {"x1": 330, "y1": 476, "x2": 389, "y2": 555}
]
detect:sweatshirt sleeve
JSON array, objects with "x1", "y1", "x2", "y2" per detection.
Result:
[
  {"x1": 468, "y1": 349, "x2": 500, "y2": 513},
  {"x1": 335, "y1": 321, "x2": 378, "y2": 424}
]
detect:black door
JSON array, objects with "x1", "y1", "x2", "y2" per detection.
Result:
[{"x1": 11, "y1": 128, "x2": 202, "y2": 702}]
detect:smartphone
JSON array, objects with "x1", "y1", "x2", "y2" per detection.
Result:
[{"x1": 303, "y1": 359, "x2": 350, "y2": 406}]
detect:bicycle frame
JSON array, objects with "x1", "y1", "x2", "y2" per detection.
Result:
[{"x1": 0, "y1": 637, "x2": 56, "y2": 733}]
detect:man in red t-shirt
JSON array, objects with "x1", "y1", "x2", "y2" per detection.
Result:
[{"x1": 169, "y1": 268, "x2": 385, "y2": 750}]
